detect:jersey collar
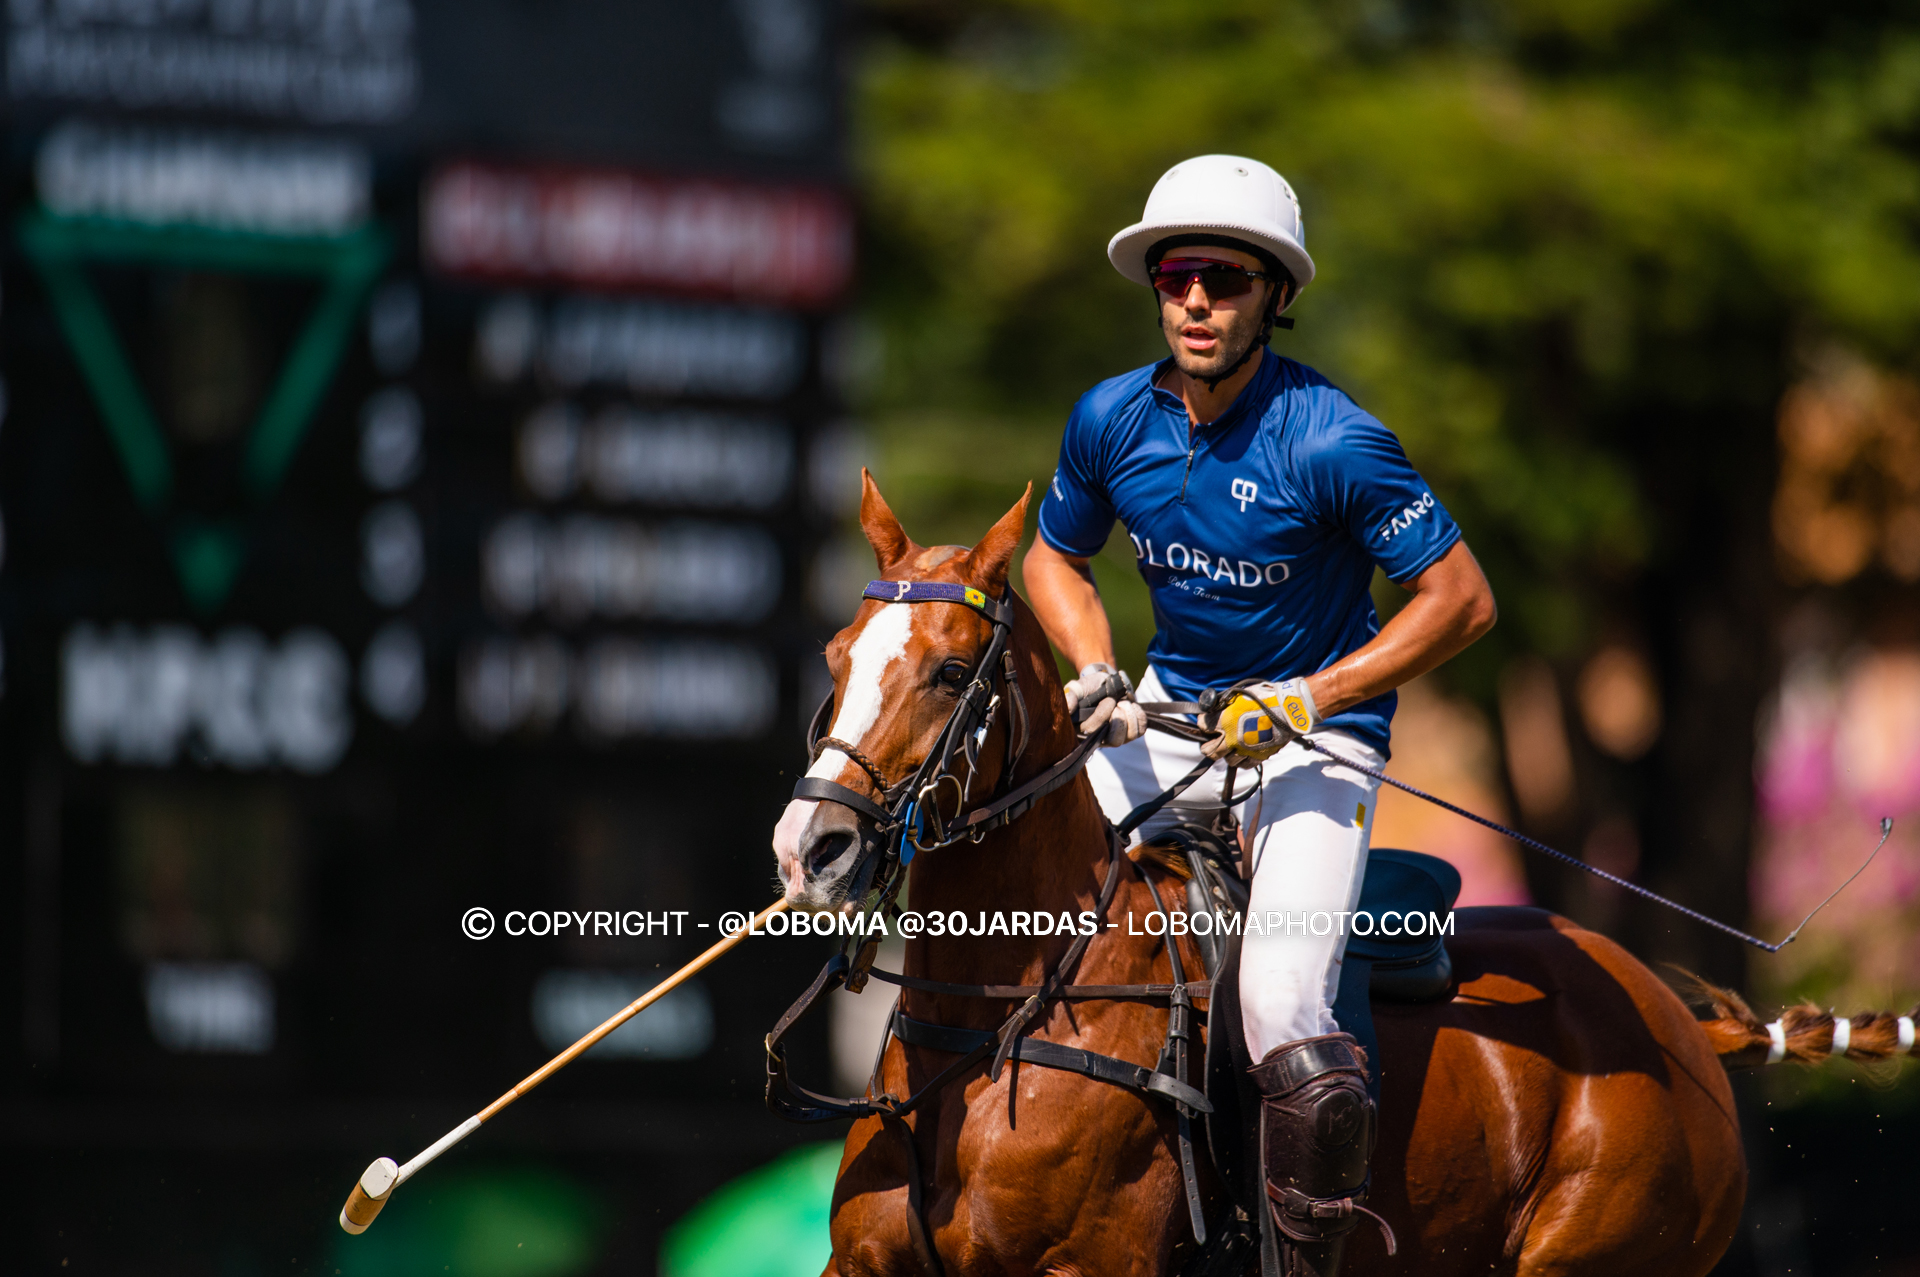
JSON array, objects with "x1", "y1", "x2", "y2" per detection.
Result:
[{"x1": 1148, "y1": 347, "x2": 1279, "y2": 434}]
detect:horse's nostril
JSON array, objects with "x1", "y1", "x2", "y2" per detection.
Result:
[{"x1": 807, "y1": 830, "x2": 857, "y2": 873}]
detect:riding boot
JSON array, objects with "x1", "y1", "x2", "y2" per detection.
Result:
[{"x1": 1249, "y1": 1032, "x2": 1389, "y2": 1277}]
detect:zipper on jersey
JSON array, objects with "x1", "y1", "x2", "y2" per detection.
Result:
[
  {"x1": 1181, "y1": 414, "x2": 1221, "y2": 503},
  {"x1": 1175, "y1": 350, "x2": 1262, "y2": 503},
  {"x1": 1174, "y1": 382, "x2": 1229, "y2": 503}
]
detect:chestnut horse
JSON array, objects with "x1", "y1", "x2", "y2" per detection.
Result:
[{"x1": 772, "y1": 475, "x2": 1905, "y2": 1277}]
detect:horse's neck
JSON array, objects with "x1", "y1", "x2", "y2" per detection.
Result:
[
  {"x1": 901, "y1": 773, "x2": 1112, "y2": 981},
  {"x1": 898, "y1": 610, "x2": 1108, "y2": 981}
]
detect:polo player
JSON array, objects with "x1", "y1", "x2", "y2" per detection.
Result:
[{"x1": 1022, "y1": 153, "x2": 1497, "y2": 1277}]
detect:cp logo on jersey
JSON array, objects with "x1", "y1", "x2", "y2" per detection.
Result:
[{"x1": 1231, "y1": 477, "x2": 1258, "y2": 512}]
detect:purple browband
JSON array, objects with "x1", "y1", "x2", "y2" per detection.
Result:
[{"x1": 862, "y1": 579, "x2": 1002, "y2": 619}]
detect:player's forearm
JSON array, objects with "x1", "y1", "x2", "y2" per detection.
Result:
[
  {"x1": 1305, "y1": 541, "x2": 1496, "y2": 718},
  {"x1": 1022, "y1": 539, "x2": 1117, "y2": 672}
]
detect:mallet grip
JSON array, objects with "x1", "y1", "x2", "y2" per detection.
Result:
[{"x1": 338, "y1": 1158, "x2": 398, "y2": 1235}]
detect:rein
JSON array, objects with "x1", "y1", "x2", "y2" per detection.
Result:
[{"x1": 1138, "y1": 689, "x2": 1895, "y2": 955}]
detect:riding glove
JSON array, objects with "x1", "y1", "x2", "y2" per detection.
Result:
[
  {"x1": 1202, "y1": 677, "x2": 1319, "y2": 762},
  {"x1": 1062, "y1": 663, "x2": 1146, "y2": 747}
]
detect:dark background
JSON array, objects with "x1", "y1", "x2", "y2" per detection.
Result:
[{"x1": 0, "y1": 2, "x2": 851, "y2": 1273}]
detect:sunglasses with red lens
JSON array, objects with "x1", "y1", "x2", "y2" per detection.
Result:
[{"x1": 1149, "y1": 257, "x2": 1277, "y2": 301}]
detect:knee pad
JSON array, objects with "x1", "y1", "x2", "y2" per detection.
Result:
[{"x1": 1250, "y1": 1032, "x2": 1375, "y2": 1243}]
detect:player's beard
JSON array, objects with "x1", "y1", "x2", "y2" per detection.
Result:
[{"x1": 1161, "y1": 298, "x2": 1267, "y2": 385}]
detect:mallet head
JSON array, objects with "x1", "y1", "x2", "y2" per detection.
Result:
[{"x1": 339, "y1": 1157, "x2": 399, "y2": 1234}]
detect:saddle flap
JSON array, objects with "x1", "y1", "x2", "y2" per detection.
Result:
[
  {"x1": 1346, "y1": 848, "x2": 1457, "y2": 1003},
  {"x1": 1357, "y1": 847, "x2": 1461, "y2": 912},
  {"x1": 1201, "y1": 923, "x2": 1257, "y2": 1210},
  {"x1": 1347, "y1": 848, "x2": 1458, "y2": 964}
]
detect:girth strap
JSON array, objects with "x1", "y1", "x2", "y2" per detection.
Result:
[{"x1": 892, "y1": 1012, "x2": 1212, "y2": 1114}]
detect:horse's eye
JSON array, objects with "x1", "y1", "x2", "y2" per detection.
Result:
[{"x1": 939, "y1": 660, "x2": 970, "y2": 687}]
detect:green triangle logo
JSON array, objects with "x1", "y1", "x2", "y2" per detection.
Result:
[{"x1": 19, "y1": 211, "x2": 390, "y2": 614}]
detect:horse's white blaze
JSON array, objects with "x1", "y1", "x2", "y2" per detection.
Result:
[
  {"x1": 772, "y1": 603, "x2": 917, "y2": 884},
  {"x1": 810, "y1": 602, "x2": 914, "y2": 780},
  {"x1": 772, "y1": 800, "x2": 815, "y2": 892}
]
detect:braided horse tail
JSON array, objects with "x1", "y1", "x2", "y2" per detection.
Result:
[{"x1": 1677, "y1": 972, "x2": 1920, "y2": 1068}]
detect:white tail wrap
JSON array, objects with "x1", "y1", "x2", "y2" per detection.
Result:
[
  {"x1": 1830, "y1": 1015, "x2": 1851, "y2": 1056},
  {"x1": 397, "y1": 1115, "x2": 482, "y2": 1186},
  {"x1": 1765, "y1": 1020, "x2": 1787, "y2": 1064},
  {"x1": 1900, "y1": 1016, "x2": 1915, "y2": 1052}
]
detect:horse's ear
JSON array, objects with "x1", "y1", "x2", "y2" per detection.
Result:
[
  {"x1": 962, "y1": 483, "x2": 1032, "y2": 594},
  {"x1": 860, "y1": 468, "x2": 918, "y2": 572}
]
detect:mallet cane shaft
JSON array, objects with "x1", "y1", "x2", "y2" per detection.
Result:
[{"x1": 339, "y1": 897, "x2": 791, "y2": 1233}]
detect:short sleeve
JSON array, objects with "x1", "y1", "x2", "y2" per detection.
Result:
[
  {"x1": 1299, "y1": 399, "x2": 1461, "y2": 583},
  {"x1": 1037, "y1": 392, "x2": 1118, "y2": 558}
]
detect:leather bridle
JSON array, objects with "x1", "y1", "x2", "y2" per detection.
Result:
[{"x1": 792, "y1": 578, "x2": 1101, "y2": 896}]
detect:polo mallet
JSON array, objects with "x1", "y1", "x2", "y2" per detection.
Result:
[{"x1": 338, "y1": 897, "x2": 791, "y2": 1233}]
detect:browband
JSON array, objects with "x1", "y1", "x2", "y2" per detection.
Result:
[{"x1": 863, "y1": 579, "x2": 1014, "y2": 624}]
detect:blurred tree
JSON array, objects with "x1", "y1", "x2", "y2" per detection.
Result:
[{"x1": 850, "y1": 0, "x2": 1920, "y2": 983}]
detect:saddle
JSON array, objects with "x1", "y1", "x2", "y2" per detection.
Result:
[{"x1": 1147, "y1": 824, "x2": 1460, "y2": 1269}]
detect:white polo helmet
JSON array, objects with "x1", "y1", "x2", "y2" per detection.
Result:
[{"x1": 1107, "y1": 155, "x2": 1314, "y2": 311}]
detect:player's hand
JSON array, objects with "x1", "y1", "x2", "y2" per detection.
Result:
[
  {"x1": 1201, "y1": 678, "x2": 1318, "y2": 762},
  {"x1": 1062, "y1": 664, "x2": 1145, "y2": 747}
]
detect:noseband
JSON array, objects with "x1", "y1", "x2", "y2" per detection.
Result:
[{"x1": 795, "y1": 579, "x2": 1036, "y2": 878}]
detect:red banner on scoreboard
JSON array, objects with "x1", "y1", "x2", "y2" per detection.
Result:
[{"x1": 423, "y1": 161, "x2": 854, "y2": 309}]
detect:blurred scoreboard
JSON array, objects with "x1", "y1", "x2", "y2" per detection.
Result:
[{"x1": 0, "y1": 2, "x2": 851, "y2": 1268}]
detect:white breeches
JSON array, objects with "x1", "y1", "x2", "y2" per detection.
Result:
[{"x1": 1085, "y1": 668, "x2": 1383, "y2": 1061}]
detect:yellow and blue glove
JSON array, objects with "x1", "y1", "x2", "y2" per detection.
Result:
[{"x1": 1202, "y1": 678, "x2": 1318, "y2": 762}]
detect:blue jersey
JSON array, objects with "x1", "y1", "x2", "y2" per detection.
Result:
[{"x1": 1038, "y1": 350, "x2": 1460, "y2": 755}]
